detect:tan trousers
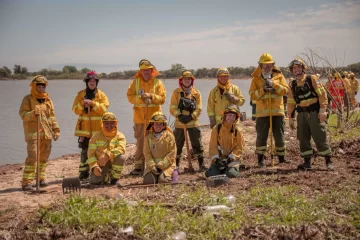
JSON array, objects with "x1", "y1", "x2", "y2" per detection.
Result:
[
  {"x1": 22, "y1": 139, "x2": 52, "y2": 186},
  {"x1": 134, "y1": 123, "x2": 146, "y2": 170}
]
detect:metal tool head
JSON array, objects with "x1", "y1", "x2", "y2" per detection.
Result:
[
  {"x1": 206, "y1": 174, "x2": 230, "y2": 187},
  {"x1": 62, "y1": 177, "x2": 81, "y2": 194}
]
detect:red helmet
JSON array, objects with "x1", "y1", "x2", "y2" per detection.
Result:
[{"x1": 83, "y1": 70, "x2": 99, "y2": 82}]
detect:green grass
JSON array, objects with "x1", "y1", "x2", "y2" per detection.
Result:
[
  {"x1": 327, "y1": 111, "x2": 360, "y2": 142},
  {"x1": 36, "y1": 184, "x2": 360, "y2": 239}
]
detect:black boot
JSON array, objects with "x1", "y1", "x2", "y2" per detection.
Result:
[
  {"x1": 258, "y1": 154, "x2": 264, "y2": 168},
  {"x1": 278, "y1": 156, "x2": 290, "y2": 164},
  {"x1": 176, "y1": 157, "x2": 181, "y2": 168},
  {"x1": 325, "y1": 156, "x2": 334, "y2": 170},
  {"x1": 197, "y1": 156, "x2": 207, "y2": 172},
  {"x1": 297, "y1": 158, "x2": 311, "y2": 170}
]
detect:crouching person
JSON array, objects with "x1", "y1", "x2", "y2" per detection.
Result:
[
  {"x1": 205, "y1": 105, "x2": 245, "y2": 178},
  {"x1": 143, "y1": 111, "x2": 176, "y2": 184},
  {"x1": 87, "y1": 112, "x2": 126, "y2": 185}
]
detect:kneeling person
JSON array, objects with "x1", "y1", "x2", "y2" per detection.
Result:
[
  {"x1": 143, "y1": 112, "x2": 176, "y2": 184},
  {"x1": 205, "y1": 105, "x2": 245, "y2": 178},
  {"x1": 87, "y1": 112, "x2": 126, "y2": 185}
]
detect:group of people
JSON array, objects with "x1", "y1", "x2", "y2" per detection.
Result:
[{"x1": 18, "y1": 53, "x2": 359, "y2": 191}]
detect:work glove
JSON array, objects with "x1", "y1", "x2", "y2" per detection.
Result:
[
  {"x1": 93, "y1": 166, "x2": 102, "y2": 177},
  {"x1": 151, "y1": 165, "x2": 161, "y2": 175},
  {"x1": 98, "y1": 154, "x2": 109, "y2": 167},
  {"x1": 53, "y1": 129, "x2": 60, "y2": 141},
  {"x1": 289, "y1": 118, "x2": 296, "y2": 130},
  {"x1": 144, "y1": 98, "x2": 151, "y2": 104},
  {"x1": 178, "y1": 114, "x2": 192, "y2": 124},
  {"x1": 34, "y1": 105, "x2": 42, "y2": 116},
  {"x1": 224, "y1": 92, "x2": 239, "y2": 104},
  {"x1": 209, "y1": 116, "x2": 216, "y2": 129},
  {"x1": 215, "y1": 158, "x2": 228, "y2": 170},
  {"x1": 141, "y1": 93, "x2": 152, "y2": 102},
  {"x1": 318, "y1": 108, "x2": 327, "y2": 123}
]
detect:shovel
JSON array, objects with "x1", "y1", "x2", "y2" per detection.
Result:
[
  {"x1": 183, "y1": 125, "x2": 195, "y2": 173},
  {"x1": 62, "y1": 177, "x2": 81, "y2": 193}
]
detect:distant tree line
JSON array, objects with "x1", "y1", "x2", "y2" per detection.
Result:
[{"x1": 1, "y1": 62, "x2": 359, "y2": 80}]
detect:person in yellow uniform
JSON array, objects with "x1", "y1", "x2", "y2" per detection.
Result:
[
  {"x1": 205, "y1": 105, "x2": 245, "y2": 178},
  {"x1": 249, "y1": 53, "x2": 290, "y2": 167},
  {"x1": 349, "y1": 72, "x2": 358, "y2": 108},
  {"x1": 143, "y1": 111, "x2": 176, "y2": 184},
  {"x1": 127, "y1": 59, "x2": 166, "y2": 175},
  {"x1": 342, "y1": 71, "x2": 353, "y2": 110},
  {"x1": 19, "y1": 75, "x2": 60, "y2": 191},
  {"x1": 72, "y1": 70, "x2": 109, "y2": 180},
  {"x1": 287, "y1": 59, "x2": 332, "y2": 170},
  {"x1": 170, "y1": 70, "x2": 206, "y2": 171},
  {"x1": 207, "y1": 68, "x2": 245, "y2": 128},
  {"x1": 87, "y1": 112, "x2": 126, "y2": 185}
]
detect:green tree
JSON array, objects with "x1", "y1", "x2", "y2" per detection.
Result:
[
  {"x1": 62, "y1": 65, "x2": 78, "y2": 73},
  {"x1": 3, "y1": 66, "x2": 11, "y2": 75},
  {"x1": 21, "y1": 67, "x2": 28, "y2": 75},
  {"x1": 347, "y1": 62, "x2": 360, "y2": 75},
  {"x1": 0, "y1": 68, "x2": 7, "y2": 77},
  {"x1": 81, "y1": 68, "x2": 91, "y2": 74},
  {"x1": 13, "y1": 64, "x2": 21, "y2": 74},
  {"x1": 170, "y1": 63, "x2": 185, "y2": 78}
]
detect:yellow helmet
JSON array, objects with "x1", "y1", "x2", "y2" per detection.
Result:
[
  {"x1": 350, "y1": 72, "x2": 355, "y2": 78},
  {"x1": 223, "y1": 104, "x2": 241, "y2": 120},
  {"x1": 146, "y1": 111, "x2": 167, "y2": 130},
  {"x1": 32, "y1": 75, "x2": 48, "y2": 85},
  {"x1": 258, "y1": 53, "x2": 275, "y2": 64},
  {"x1": 102, "y1": 112, "x2": 118, "y2": 122},
  {"x1": 289, "y1": 58, "x2": 307, "y2": 71},
  {"x1": 179, "y1": 70, "x2": 195, "y2": 80},
  {"x1": 217, "y1": 68, "x2": 230, "y2": 77},
  {"x1": 342, "y1": 71, "x2": 348, "y2": 78},
  {"x1": 139, "y1": 59, "x2": 154, "y2": 70}
]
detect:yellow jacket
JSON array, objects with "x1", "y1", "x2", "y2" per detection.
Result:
[
  {"x1": 287, "y1": 74, "x2": 328, "y2": 115},
  {"x1": 170, "y1": 87, "x2": 202, "y2": 128},
  {"x1": 207, "y1": 85, "x2": 245, "y2": 124},
  {"x1": 144, "y1": 130, "x2": 176, "y2": 177},
  {"x1": 72, "y1": 89, "x2": 109, "y2": 137},
  {"x1": 87, "y1": 131, "x2": 126, "y2": 170},
  {"x1": 350, "y1": 77, "x2": 359, "y2": 93},
  {"x1": 127, "y1": 77, "x2": 166, "y2": 124},
  {"x1": 19, "y1": 94, "x2": 60, "y2": 141},
  {"x1": 249, "y1": 66, "x2": 289, "y2": 117},
  {"x1": 209, "y1": 122, "x2": 245, "y2": 162},
  {"x1": 343, "y1": 78, "x2": 352, "y2": 93}
]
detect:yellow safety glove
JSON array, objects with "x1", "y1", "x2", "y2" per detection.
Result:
[
  {"x1": 224, "y1": 92, "x2": 239, "y2": 104},
  {"x1": 34, "y1": 105, "x2": 42, "y2": 116},
  {"x1": 93, "y1": 166, "x2": 102, "y2": 177},
  {"x1": 98, "y1": 154, "x2": 109, "y2": 167}
]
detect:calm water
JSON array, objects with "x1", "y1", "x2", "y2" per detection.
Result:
[{"x1": 0, "y1": 79, "x2": 255, "y2": 164}]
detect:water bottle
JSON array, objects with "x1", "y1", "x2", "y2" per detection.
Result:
[
  {"x1": 225, "y1": 195, "x2": 236, "y2": 205},
  {"x1": 172, "y1": 167, "x2": 179, "y2": 183},
  {"x1": 171, "y1": 231, "x2": 186, "y2": 240},
  {"x1": 203, "y1": 205, "x2": 231, "y2": 214},
  {"x1": 120, "y1": 226, "x2": 134, "y2": 236}
]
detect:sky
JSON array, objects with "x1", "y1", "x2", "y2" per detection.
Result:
[{"x1": 0, "y1": 0, "x2": 359, "y2": 73}]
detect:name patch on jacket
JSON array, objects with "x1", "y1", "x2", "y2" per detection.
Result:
[{"x1": 138, "y1": 89, "x2": 145, "y2": 95}]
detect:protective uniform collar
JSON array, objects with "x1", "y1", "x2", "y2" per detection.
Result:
[
  {"x1": 217, "y1": 78, "x2": 231, "y2": 90},
  {"x1": 100, "y1": 121, "x2": 118, "y2": 137}
]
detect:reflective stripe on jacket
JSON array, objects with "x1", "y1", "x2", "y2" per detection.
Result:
[
  {"x1": 19, "y1": 94, "x2": 60, "y2": 141},
  {"x1": 72, "y1": 89, "x2": 109, "y2": 137},
  {"x1": 127, "y1": 77, "x2": 166, "y2": 124}
]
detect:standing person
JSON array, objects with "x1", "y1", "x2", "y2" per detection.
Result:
[
  {"x1": 207, "y1": 68, "x2": 245, "y2": 128},
  {"x1": 287, "y1": 58, "x2": 333, "y2": 170},
  {"x1": 327, "y1": 72, "x2": 345, "y2": 111},
  {"x1": 205, "y1": 104, "x2": 245, "y2": 178},
  {"x1": 127, "y1": 59, "x2": 166, "y2": 175},
  {"x1": 143, "y1": 111, "x2": 176, "y2": 184},
  {"x1": 19, "y1": 75, "x2": 60, "y2": 191},
  {"x1": 87, "y1": 112, "x2": 126, "y2": 185},
  {"x1": 342, "y1": 71, "x2": 353, "y2": 110},
  {"x1": 170, "y1": 70, "x2": 206, "y2": 171},
  {"x1": 349, "y1": 72, "x2": 359, "y2": 108},
  {"x1": 72, "y1": 70, "x2": 109, "y2": 180},
  {"x1": 249, "y1": 53, "x2": 290, "y2": 167}
]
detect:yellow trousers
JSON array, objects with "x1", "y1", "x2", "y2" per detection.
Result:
[
  {"x1": 133, "y1": 123, "x2": 146, "y2": 170},
  {"x1": 22, "y1": 139, "x2": 51, "y2": 186}
]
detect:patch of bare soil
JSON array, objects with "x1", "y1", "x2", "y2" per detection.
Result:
[{"x1": 0, "y1": 121, "x2": 359, "y2": 239}]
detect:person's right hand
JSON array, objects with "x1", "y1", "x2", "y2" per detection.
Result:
[
  {"x1": 93, "y1": 166, "x2": 102, "y2": 177},
  {"x1": 34, "y1": 105, "x2": 42, "y2": 116},
  {"x1": 151, "y1": 165, "x2": 161, "y2": 175}
]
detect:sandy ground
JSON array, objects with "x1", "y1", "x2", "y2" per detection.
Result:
[{"x1": 0, "y1": 120, "x2": 360, "y2": 237}]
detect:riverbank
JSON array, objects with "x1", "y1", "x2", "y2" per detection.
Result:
[{"x1": 0, "y1": 121, "x2": 359, "y2": 239}]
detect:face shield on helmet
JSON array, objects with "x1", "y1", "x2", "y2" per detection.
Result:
[
  {"x1": 101, "y1": 112, "x2": 118, "y2": 133},
  {"x1": 216, "y1": 68, "x2": 230, "y2": 77},
  {"x1": 32, "y1": 75, "x2": 48, "y2": 86}
]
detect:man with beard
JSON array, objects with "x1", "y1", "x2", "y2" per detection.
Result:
[
  {"x1": 143, "y1": 111, "x2": 176, "y2": 184},
  {"x1": 87, "y1": 112, "x2": 126, "y2": 185},
  {"x1": 72, "y1": 70, "x2": 109, "y2": 180},
  {"x1": 207, "y1": 68, "x2": 245, "y2": 128},
  {"x1": 287, "y1": 58, "x2": 332, "y2": 170},
  {"x1": 19, "y1": 75, "x2": 60, "y2": 191},
  {"x1": 249, "y1": 53, "x2": 289, "y2": 168},
  {"x1": 170, "y1": 70, "x2": 206, "y2": 172}
]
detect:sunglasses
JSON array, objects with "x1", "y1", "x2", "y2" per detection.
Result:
[{"x1": 139, "y1": 60, "x2": 152, "y2": 67}]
